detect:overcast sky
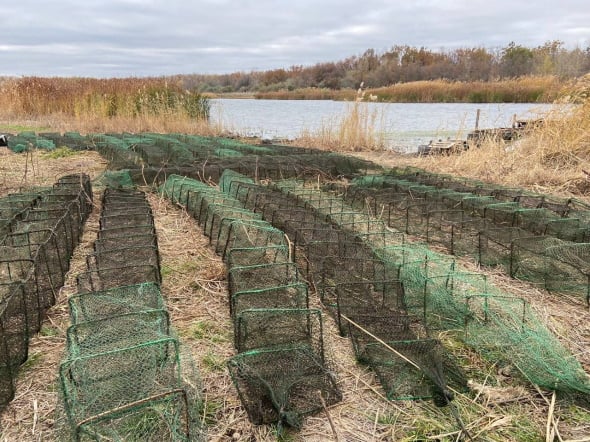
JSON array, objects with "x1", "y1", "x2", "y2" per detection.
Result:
[{"x1": 2, "y1": 0, "x2": 589, "y2": 78}]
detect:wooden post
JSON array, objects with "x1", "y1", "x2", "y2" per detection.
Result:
[{"x1": 474, "y1": 108, "x2": 481, "y2": 131}]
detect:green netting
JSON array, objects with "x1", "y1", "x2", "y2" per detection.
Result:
[
  {"x1": 277, "y1": 180, "x2": 590, "y2": 403},
  {"x1": 231, "y1": 283, "x2": 309, "y2": 320},
  {"x1": 353, "y1": 337, "x2": 464, "y2": 404},
  {"x1": 0, "y1": 282, "x2": 29, "y2": 379},
  {"x1": 68, "y1": 283, "x2": 165, "y2": 323},
  {"x1": 56, "y1": 186, "x2": 205, "y2": 441},
  {"x1": 96, "y1": 170, "x2": 134, "y2": 189},
  {"x1": 463, "y1": 294, "x2": 590, "y2": 399},
  {"x1": 76, "y1": 264, "x2": 161, "y2": 292},
  {"x1": 220, "y1": 220, "x2": 288, "y2": 261},
  {"x1": 214, "y1": 148, "x2": 243, "y2": 158},
  {"x1": 228, "y1": 262, "x2": 301, "y2": 300},
  {"x1": 226, "y1": 245, "x2": 290, "y2": 268},
  {"x1": 160, "y1": 173, "x2": 342, "y2": 428},
  {"x1": 36, "y1": 138, "x2": 56, "y2": 150},
  {"x1": 219, "y1": 169, "x2": 255, "y2": 195},
  {"x1": 512, "y1": 238, "x2": 590, "y2": 302},
  {"x1": 59, "y1": 337, "x2": 203, "y2": 441},
  {"x1": 94, "y1": 233, "x2": 157, "y2": 252},
  {"x1": 203, "y1": 205, "x2": 262, "y2": 245},
  {"x1": 343, "y1": 175, "x2": 590, "y2": 304},
  {"x1": 353, "y1": 173, "x2": 590, "y2": 243},
  {"x1": 66, "y1": 309, "x2": 171, "y2": 355},
  {"x1": 1, "y1": 175, "x2": 92, "y2": 410},
  {"x1": 218, "y1": 177, "x2": 464, "y2": 404}
]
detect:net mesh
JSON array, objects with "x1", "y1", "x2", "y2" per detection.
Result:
[
  {"x1": 347, "y1": 173, "x2": 590, "y2": 304},
  {"x1": 159, "y1": 173, "x2": 342, "y2": 428},
  {"x1": 56, "y1": 187, "x2": 205, "y2": 441},
  {"x1": 1, "y1": 174, "x2": 92, "y2": 410},
  {"x1": 216, "y1": 171, "x2": 590, "y2": 405}
]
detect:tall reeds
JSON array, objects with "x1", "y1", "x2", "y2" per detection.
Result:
[
  {"x1": 0, "y1": 76, "x2": 213, "y2": 134},
  {"x1": 254, "y1": 76, "x2": 563, "y2": 103},
  {"x1": 298, "y1": 84, "x2": 386, "y2": 151},
  {"x1": 399, "y1": 89, "x2": 590, "y2": 195},
  {"x1": 254, "y1": 88, "x2": 355, "y2": 101},
  {"x1": 370, "y1": 76, "x2": 561, "y2": 103}
]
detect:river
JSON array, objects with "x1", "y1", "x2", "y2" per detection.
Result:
[{"x1": 210, "y1": 99, "x2": 555, "y2": 153}]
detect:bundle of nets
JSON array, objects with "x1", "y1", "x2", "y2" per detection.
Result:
[
  {"x1": 216, "y1": 173, "x2": 465, "y2": 405},
  {"x1": 160, "y1": 173, "x2": 342, "y2": 429},
  {"x1": 6, "y1": 132, "x2": 56, "y2": 152},
  {"x1": 56, "y1": 187, "x2": 205, "y2": 441},
  {"x1": 1, "y1": 174, "x2": 92, "y2": 409},
  {"x1": 346, "y1": 175, "x2": 590, "y2": 302},
  {"x1": 289, "y1": 182, "x2": 590, "y2": 402}
]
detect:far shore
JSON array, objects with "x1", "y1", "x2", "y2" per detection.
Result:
[{"x1": 207, "y1": 77, "x2": 564, "y2": 104}]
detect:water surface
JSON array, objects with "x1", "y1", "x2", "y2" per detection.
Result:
[{"x1": 211, "y1": 99, "x2": 555, "y2": 153}]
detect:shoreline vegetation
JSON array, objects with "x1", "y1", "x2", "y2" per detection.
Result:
[
  {"x1": 252, "y1": 76, "x2": 564, "y2": 103},
  {"x1": 1, "y1": 73, "x2": 589, "y2": 197}
]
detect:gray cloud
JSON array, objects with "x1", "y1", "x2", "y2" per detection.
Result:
[{"x1": 1, "y1": 0, "x2": 588, "y2": 77}]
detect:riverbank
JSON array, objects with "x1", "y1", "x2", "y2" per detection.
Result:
[{"x1": 251, "y1": 76, "x2": 564, "y2": 103}]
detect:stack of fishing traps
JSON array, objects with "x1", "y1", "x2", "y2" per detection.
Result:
[
  {"x1": 346, "y1": 170, "x2": 590, "y2": 305},
  {"x1": 1, "y1": 174, "x2": 92, "y2": 410},
  {"x1": 218, "y1": 173, "x2": 467, "y2": 405},
  {"x1": 160, "y1": 173, "x2": 342, "y2": 429},
  {"x1": 57, "y1": 188, "x2": 205, "y2": 441}
]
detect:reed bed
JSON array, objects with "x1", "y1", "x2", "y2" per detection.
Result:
[
  {"x1": 0, "y1": 77, "x2": 214, "y2": 135},
  {"x1": 369, "y1": 76, "x2": 562, "y2": 103},
  {"x1": 254, "y1": 76, "x2": 562, "y2": 103},
  {"x1": 254, "y1": 88, "x2": 355, "y2": 101}
]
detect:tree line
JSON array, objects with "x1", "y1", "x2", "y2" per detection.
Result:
[{"x1": 176, "y1": 41, "x2": 590, "y2": 94}]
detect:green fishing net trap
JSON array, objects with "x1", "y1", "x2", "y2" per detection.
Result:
[
  {"x1": 56, "y1": 187, "x2": 205, "y2": 441},
  {"x1": 160, "y1": 174, "x2": 342, "y2": 429}
]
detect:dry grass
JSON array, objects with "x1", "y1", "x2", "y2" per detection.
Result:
[
  {"x1": 369, "y1": 76, "x2": 561, "y2": 103},
  {"x1": 0, "y1": 186, "x2": 104, "y2": 440},
  {"x1": 0, "y1": 148, "x2": 107, "y2": 197},
  {"x1": 298, "y1": 100, "x2": 387, "y2": 152},
  {"x1": 0, "y1": 77, "x2": 208, "y2": 119},
  {"x1": 253, "y1": 76, "x2": 562, "y2": 104},
  {"x1": 0, "y1": 77, "x2": 214, "y2": 136},
  {"x1": 351, "y1": 96, "x2": 590, "y2": 198}
]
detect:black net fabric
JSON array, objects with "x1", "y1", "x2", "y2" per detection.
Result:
[
  {"x1": 211, "y1": 173, "x2": 467, "y2": 406},
  {"x1": 1, "y1": 174, "x2": 92, "y2": 410},
  {"x1": 346, "y1": 173, "x2": 590, "y2": 304},
  {"x1": 227, "y1": 346, "x2": 342, "y2": 428}
]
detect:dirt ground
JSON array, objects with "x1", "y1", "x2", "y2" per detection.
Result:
[{"x1": 1, "y1": 148, "x2": 590, "y2": 441}]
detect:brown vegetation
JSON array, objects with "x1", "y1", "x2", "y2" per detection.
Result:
[
  {"x1": 0, "y1": 77, "x2": 211, "y2": 134},
  {"x1": 349, "y1": 85, "x2": 590, "y2": 198},
  {"x1": 254, "y1": 76, "x2": 563, "y2": 103},
  {"x1": 186, "y1": 41, "x2": 589, "y2": 97}
]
